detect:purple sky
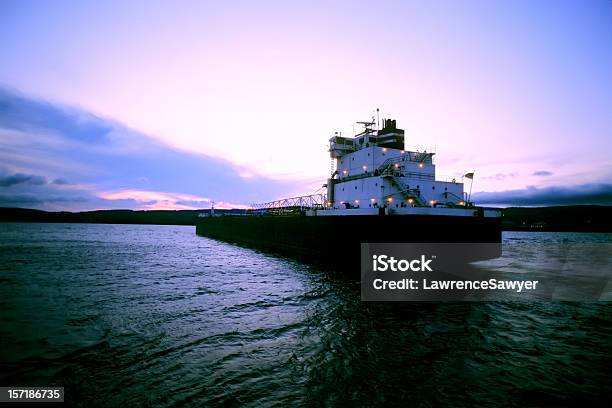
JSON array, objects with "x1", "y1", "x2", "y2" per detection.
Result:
[{"x1": 1, "y1": 0, "x2": 611, "y2": 210}]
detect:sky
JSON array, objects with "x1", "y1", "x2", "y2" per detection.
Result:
[{"x1": 1, "y1": 0, "x2": 611, "y2": 210}]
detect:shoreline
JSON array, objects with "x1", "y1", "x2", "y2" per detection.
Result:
[{"x1": 1, "y1": 205, "x2": 611, "y2": 233}]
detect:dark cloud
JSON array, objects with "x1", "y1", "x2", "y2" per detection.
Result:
[
  {"x1": 0, "y1": 193, "x2": 88, "y2": 205},
  {"x1": 0, "y1": 87, "x2": 113, "y2": 143},
  {"x1": 51, "y1": 178, "x2": 70, "y2": 185},
  {"x1": 0, "y1": 172, "x2": 47, "y2": 187},
  {"x1": 473, "y1": 183, "x2": 612, "y2": 206},
  {"x1": 533, "y1": 170, "x2": 553, "y2": 177}
]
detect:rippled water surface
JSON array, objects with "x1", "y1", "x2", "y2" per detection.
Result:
[{"x1": 1, "y1": 223, "x2": 611, "y2": 407}]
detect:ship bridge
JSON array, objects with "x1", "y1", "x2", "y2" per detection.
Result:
[{"x1": 329, "y1": 118, "x2": 405, "y2": 158}]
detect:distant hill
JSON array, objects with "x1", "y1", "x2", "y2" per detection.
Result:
[
  {"x1": 0, "y1": 207, "x2": 244, "y2": 226},
  {"x1": 501, "y1": 205, "x2": 611, "y2": 232},
  {"x1": 1, "y1": 205, "x2": 611, "y2": 232}
]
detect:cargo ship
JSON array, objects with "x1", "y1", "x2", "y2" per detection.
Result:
[{"x1": 196, "y1": 116, "x2": 501, "y2": 269}]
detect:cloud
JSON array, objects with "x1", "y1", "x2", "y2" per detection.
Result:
[
  {"x1": 100, "y1": 189, "x2": 206, "y2": 210},
  {"x1": 532, "y1": 170, "x2": 553, "y2": 177},
  {"x1": 0, "y1": 87, "x2": 114, "y2": 144},
  {"x1": 0, "y1": 193, "x2": 88, "y2": 206},
  {"x1": 0, "y1": 172, "x2": 47, "y2": 187},
  {"x1": 472, "y1": 183, "x2": 612, "y2": 206},
  {"x1": 98, "y1": 189, "x2": 247, "y2": 210},
  {"x1": 0, "y1": 87, "x2": 301, "y2": 211},
  {"x1": 51, "y1": 178, "x2": 70, "y2": 185},
  {"x1": 482, "y1": 172, "x2": 517, "y2": 181}
]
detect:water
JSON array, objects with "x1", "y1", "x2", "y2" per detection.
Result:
[{"x1": 0, "y1": 223, "x2": 610, "y2": 407}]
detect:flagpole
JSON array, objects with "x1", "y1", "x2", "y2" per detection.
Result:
[{"x1": 468, "y1": 171, "x2": 474, "y2": 204}]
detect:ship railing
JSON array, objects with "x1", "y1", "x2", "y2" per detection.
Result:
[
  {"x1": 336, "y1": 168, "x2": 457, "y2": 184},
  {"x1": 377, "y1": 154, "x2": 433, "y2": 174},
  {"x1": 435, "y1": 174, "x2": 463, "y2": 184},
  {"x1": 385, "y1": 171, "x2": 435, "y2": 181},
  {"x1": 335, "y1": 169, "x2": 435, "y2": 184},
  {"x1": 443, "y1": 191, "x2": 472, "y2": 206},
  {"x1": 249, "y1": 193, "x2": 327, "y2": 212}
]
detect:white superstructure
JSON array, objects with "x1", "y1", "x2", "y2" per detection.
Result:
[{"x1": 326, "y1": 118, "x2": 465, "y2": 212}]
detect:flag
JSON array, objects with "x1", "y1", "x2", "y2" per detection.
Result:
[{"x1": 464, "y1": 172, "x2": 474, "y2": 179}]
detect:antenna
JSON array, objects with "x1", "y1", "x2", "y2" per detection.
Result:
[
  {"x1": 376, "y1": 108, "x2": 380, "y2": 130},
  {"x1": 356, "y1": 120, "x2": 376, "y2": 135}
]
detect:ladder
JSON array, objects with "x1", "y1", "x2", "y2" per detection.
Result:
[{"x1": 386, "y1": 174, "x2": 427, "y2": 207}]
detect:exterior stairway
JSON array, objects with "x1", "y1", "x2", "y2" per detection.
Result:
[
  {"x1": 386, "y1": 174, "x2": 427, "y2": 207},
  {"x1": 376, "y1": 157, "x2": 398, "y2": 175}
]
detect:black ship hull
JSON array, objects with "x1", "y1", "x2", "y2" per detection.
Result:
[{"x1": 196, "y1": 214, "x2": 502, "y2": 270}]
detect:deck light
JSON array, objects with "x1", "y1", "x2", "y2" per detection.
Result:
[
  {"x1": 387, "y1": 197, "x2": 393, "y2": 203},
  {"x1": 408, "y1": 198, "x2": 414, "y2": 204},
  {"x1": 362, "y1": 165, "x2": 367, "y2": 171},
  {"x1": 430, "y1": 200, "x2": 436, "y2": 206},
  {"x1": 419, "y1": 163, "x2": 424, "y2": 168},
  {"x1": 459, "y1": 201, "x2": 465, "y2": 206},
  {"x1": 370, "y1": 198, "x2": 376, "y2": 203},
  {"x1": 355, "y1": 200, "x2": 359, "y2": 204}
]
